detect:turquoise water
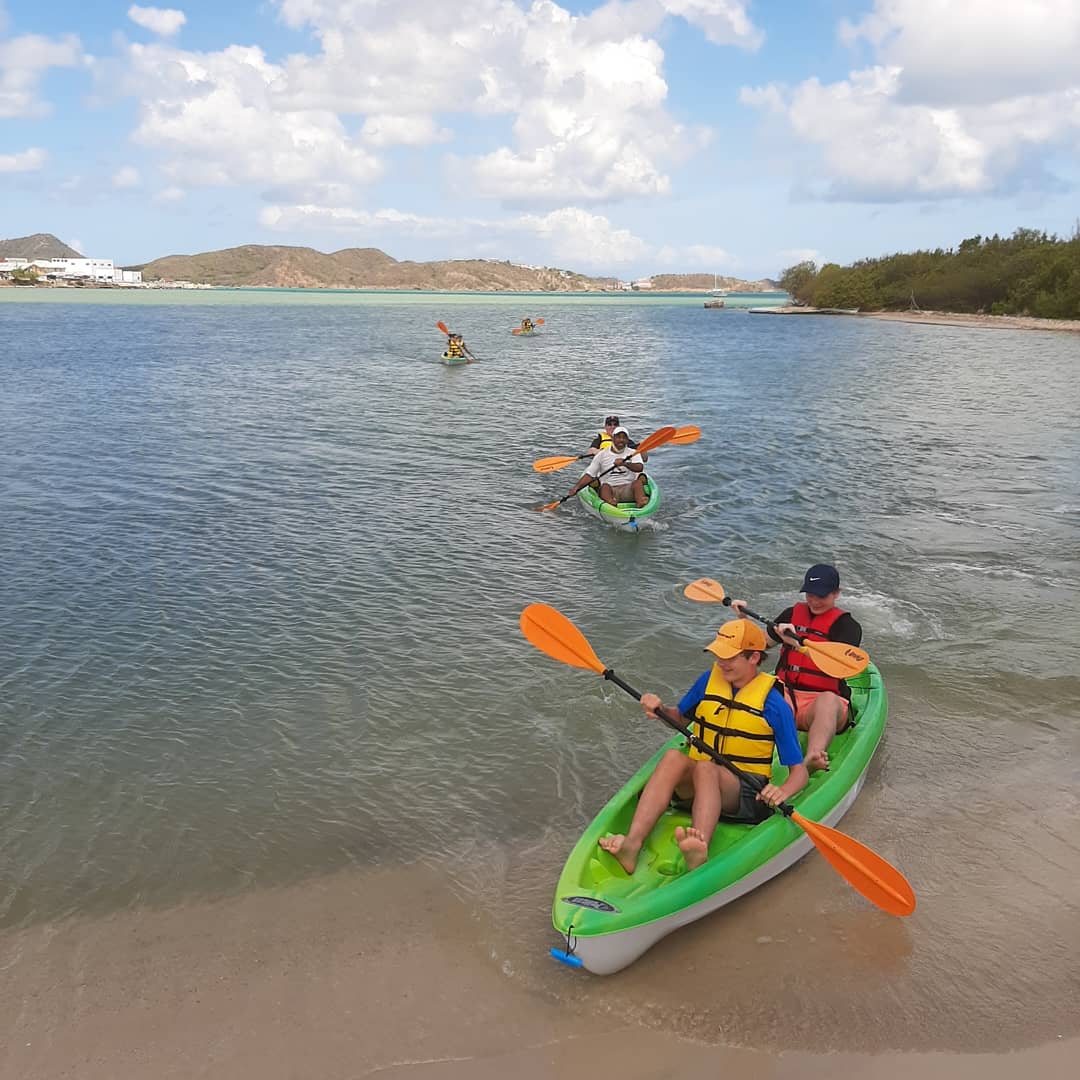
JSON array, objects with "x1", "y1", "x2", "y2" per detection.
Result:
[{"x1": 0, "y1": 291, "x2": 1077, "y2": 1050}]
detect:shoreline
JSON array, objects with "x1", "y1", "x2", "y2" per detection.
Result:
[
  {"x1": 2, "y1": 865, "x2": 1076, "y2": 1080},
  {"x1": 750, "y1": 305, "x2": 1080, "y2": 333}
]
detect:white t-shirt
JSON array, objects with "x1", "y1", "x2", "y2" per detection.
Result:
[{"x1": 585, "y1": 446, "x2": 642, "y2": 487}]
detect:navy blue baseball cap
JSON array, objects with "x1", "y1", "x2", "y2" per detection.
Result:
[{"x1": 800, "y1": 564, "x2": 840, "y2": 596}]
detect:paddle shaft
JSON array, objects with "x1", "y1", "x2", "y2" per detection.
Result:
[
  {"x1": 600, "y1": 669, "x2": 799, "y2": 819},
  {"x1": 722, "y1": 595, "x2": 820, "y2": 654}
]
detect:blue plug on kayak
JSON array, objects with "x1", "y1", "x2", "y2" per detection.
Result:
[{"x1": 549, "y1": 947, "x2": 583, "y2": 968}]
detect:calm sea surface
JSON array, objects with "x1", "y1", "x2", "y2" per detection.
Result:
[{"x1": 1, "y1": 288, "x2": 1078, "y2": 1052}]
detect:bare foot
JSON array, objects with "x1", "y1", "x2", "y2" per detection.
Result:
[
  {"x1": 675, "y1": 825, "x2": 709, "y2": 872},
  {"x1": 805, "y1": 747, "x2": 830, "y2": 772},
  {"x1": 599, "y1": 834, "x2": 641, "y2": 874}
]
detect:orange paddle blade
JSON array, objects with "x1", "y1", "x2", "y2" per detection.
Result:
[
  {"x1": 798, "y1": 640, "x2": 870, "y2": 679},
  {"x1": 792, "y1": 811, "x2": 916, "y2": 916},
  {"x1": 511, "y1": 328, "x2": 523, "y2": 335},
  {"x1": 683, "y1": 577, "x2": 727, "y2": 603},
  {"x1": 520, "y1": 604, "x2": 605, "y2": 674},
  {"x1": 437, "y1": 321, "x2": 449, "y2": 335},
  {"x1": 632, "y1": 425, "x2": 679, "y2": 456},
  {"x1": 535, "y1": 318, "x2": 545, "y2": 325},
  {"x1": 533, "y1": 454, "x2": 583, "y2": 474},
  {"x1": 671, "y1": 425, "x2": 701, "y2": 445}
]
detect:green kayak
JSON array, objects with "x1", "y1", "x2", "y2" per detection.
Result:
[
  {"x1": 441, "y1": 353, "x2": 469, "y2": 365},
  {"x1": 577, "y1": 476, "x2": 661, "y2": 530},
  {"x1": 551, "y1": 663, "x2": 887, "y2": 973}
]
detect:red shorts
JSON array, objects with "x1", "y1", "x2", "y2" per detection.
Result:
[{"x1": 786, "y1": 689, "x2": 850, "y2": 731}]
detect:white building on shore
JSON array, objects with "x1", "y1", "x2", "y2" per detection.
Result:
[{"x1": 0, "y1": 256, "x2": 142, "y2": 285}]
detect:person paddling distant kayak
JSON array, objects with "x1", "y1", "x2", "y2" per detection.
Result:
[
  {"x1": 520, "y1": 317, "x2": 534, "y2": 333},
  {"x1": 586, "y1": 414, "x2": 639, "y2": 456},
  {"x1": 565, "y1": 426, "x2": 648, "y2": 508},
  {"x1": 445, "y1": 332, "x2": 467, "y2": 359},
  {"x1": 732, "y1": 563, "x2": 863, "y2": 773},
  {"x1": 599, "y1": 619, "x2": 809, "y2": 874}
]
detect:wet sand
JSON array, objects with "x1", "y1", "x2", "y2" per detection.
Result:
[
  {"x1": 752, "y1": 306, "x2": 1080, "y2": 332},
  {"x1": 2, "y1": 865, "x2": 1075, "y2": 1080}
]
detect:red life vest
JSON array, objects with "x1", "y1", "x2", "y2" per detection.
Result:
[{"x1": 775, "y1": 602, "x2": 846, "y2": 694}]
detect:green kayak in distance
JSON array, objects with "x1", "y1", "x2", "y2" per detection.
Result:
[
  {"x1": 576, "y1": 476, "x2": 661, "y2": 531},
  {"x1": 551, "y1": 664, "x2": 888, "y2": 974},
  {"x1": 441, "y1": 353, "x2": 469, "y2": 365}
]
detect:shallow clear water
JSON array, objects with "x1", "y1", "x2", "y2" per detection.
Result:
[{"x1": 1, "y1": 290, "x2": 1078, "y2": 1051}]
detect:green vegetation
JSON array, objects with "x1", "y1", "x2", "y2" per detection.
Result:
[{"x1": 779, "y1": 227, "x2": 1080, "y2": 319}]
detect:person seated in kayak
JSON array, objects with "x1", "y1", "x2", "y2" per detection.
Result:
[
  {"x1": 445, "y1": 332, "x2": 467, "y2": 358},
  {"x1": 521, "y1": 317, "x2": 534, "y2": 332},
  {"x1": 732, "y1": 563, "x2": 863, "y2": 773},
  {"x1": 586, "y1": 415, "x2": 640, "y2": 456},
  {"x1": 566, "y1": 426, "x2": 648, "y2": 508},
  {"x1": 598, "y1": 619, "x2": 808, "y2": 875}
]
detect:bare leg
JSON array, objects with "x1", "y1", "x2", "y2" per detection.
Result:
[
  {"x1": 631, "y1": 474, "x2": 648, "y2": 508},
  {"x1": 598, "y1": 482, "x2": 620, "y2": 506},
  {"x1": 599, "y1": 749, "x2": 691, "y2": 874},
  {"x1": 676, "y1": 760, "x2": 741, "y2": 871},
  {"x1": 803, "y1": 692, "x2": 847, "y2": 771}
]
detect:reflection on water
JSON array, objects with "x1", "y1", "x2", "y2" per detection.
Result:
[{"x1": 0, "y1": 294, "x2": 1078, "y2": 1050}]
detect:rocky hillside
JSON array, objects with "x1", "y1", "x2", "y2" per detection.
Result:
[
  {"x1": 648, "y1": 273, "x2": 780, "y2": 291},
  {"x1": 134, "y1": 244, "x2": 617, "y2": 291},
  {"x1": 0, "y1": 233, "x2": 83, "y2": 259}
]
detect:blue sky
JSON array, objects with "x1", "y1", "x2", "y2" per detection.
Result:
[{"x1": 2, "y1": 0, "x2": 1078, "y2": 277}]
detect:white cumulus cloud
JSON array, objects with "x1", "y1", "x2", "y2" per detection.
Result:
[
  {"x1": 127, "y1": 6, "x2": 187, "y2": 37},
  {"x1": 660, "y1": 0, "x2": 763, "y2": 49},
  {"x1": 360, "y1": 114, "x2": 451, "y2": 147},
  {"x1": 125, "y1": 41, "x2": 382, "y2": 194},
  {"x1": 108, "y1": 1, "x2": 763, "y2": 215},
  {"x1": 513, "y1": 207, "x2": 650, "y2": 267},
  {"x1": 112, "y1": 165, "x2": 142, "y2": 187},
  {"x1": 0, "y1": 27, "x2": 82, "y2": 118},
  {"x1": 742, "y1": 0, "x2": 1080, "y2": 201},
  {"x1": 0, "y1": 146, "x2": 47, "y2": 172},
  {"x1": 271, "y1": 0, "x2": 744, "y2": 205}
]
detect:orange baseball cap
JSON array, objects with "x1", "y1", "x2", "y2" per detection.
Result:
[{"x1": 704, "y1": 619, "x2": 768, "y2": 659}]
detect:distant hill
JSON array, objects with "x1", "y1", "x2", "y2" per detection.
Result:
[
  {"x1": 5, "y1": 234, "x2": 781, "y2": 290},
  {"x1": 0, "y1": 233, "x2": 83, "y2": 259},
  {"x1": 648, "y1": 273, "x2": 780, "y2": 292},
  {"x1": 135, "y1": 244, "x2": 618, "y2": 291}
]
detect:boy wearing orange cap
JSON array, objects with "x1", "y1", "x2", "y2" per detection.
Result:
[{"x1": 599, "y1": 619, "x2": 808, "y2": 875}]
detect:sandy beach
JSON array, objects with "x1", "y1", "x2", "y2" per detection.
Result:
[
  {"x1": 1, "y1": 864, "x2": 1076, "y2": 1080},
  {"x1": 751, "y1": 306, "x2": 1080, "y2": 332}
]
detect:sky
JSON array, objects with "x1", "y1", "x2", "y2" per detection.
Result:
[{"x1": 2, "y1": 0, "x2": 1079, "y2": 278}]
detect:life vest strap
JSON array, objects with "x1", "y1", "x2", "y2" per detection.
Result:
[
  {"x1": 700, "y1": 693, "x2": 766, "y2": 717},
  {"x1": 696, "y1": 720, "x2": 773, "y2": 741}
]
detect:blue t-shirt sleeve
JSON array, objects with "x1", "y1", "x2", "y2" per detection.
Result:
[
  {"x1": 764, "y1": 688, "x2": 803, "y2": 766},
  {"x1": 677, "y1": 670, "x2": 710, "y2": 717}
]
